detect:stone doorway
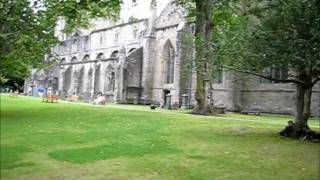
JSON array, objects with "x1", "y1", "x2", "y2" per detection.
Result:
[{"x1": 163, "y1": 89, "x2": 171, "y2": 109}]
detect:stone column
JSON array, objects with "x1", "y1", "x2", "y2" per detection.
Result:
[
  {"x1": 141, "y1": 37, "x2": 156, "y2": 104},
  {"x1": 59, "y1": 70, "x2": 64, "y2": 96},
  {"x1": 90, "y1": 64, "x2": 96, "y2": 101},
  {"x1": 114, "y1": 47, "x2": 126, "y2": 103},
  {"x1": 140, "y1": 0, "x2": 157, "y2": 104}
]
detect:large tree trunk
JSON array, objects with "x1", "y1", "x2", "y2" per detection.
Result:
[
  {"x1": 280, "y1": 81, "x2": 320, "y2": 142},
  {"x1": 294, "y1": 83, "x2": 308, "y2": 128},
  {"x1": 192, "y1": 0, "x2": 214, "y2": 115}
]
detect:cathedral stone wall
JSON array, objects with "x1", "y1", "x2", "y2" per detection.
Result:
[
  {"x1": 25, "y1": 0, "x2": 320, "y2": 117},
  {"x1": 211, "y1": 74, "x2": 320, "y2": 117},
  {"x1": 124, "y1": 48, "x2": 143, "y2": 104},
  {"x1": 241, "y1": 80, "x2": 320, "y2": 117},
  {"x1": 150, "y1": 0, "x2": 189, "y2": 107}
]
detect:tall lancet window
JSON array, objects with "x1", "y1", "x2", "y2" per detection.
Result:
[{"x1": 164, "y1": 41, "x2": 175, "y2": 84}]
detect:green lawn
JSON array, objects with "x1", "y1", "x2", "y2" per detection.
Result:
[{"x1": 1, "y1": 95, "x2": 319, "y2": 180}]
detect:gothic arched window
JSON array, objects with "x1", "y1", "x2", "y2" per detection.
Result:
[
  {"x1": 128, "y1": 48, "x2": 136, "y2": 54},
  {"x1": 164, "y1": 41, "x2": 175, "y2": 84},
  {"x1": 60, "y1": 58, "x2": 66, "y2": 64},
  {"x1": 110, "y1": 51, "x2": 119, "y2": 58},
  {"x1": 96, "y1": 53, "x2": 104, "y2": 60},
  {"x1": 82, "y1": 55, "x2": 90, "y2": 62},
  {"x1": 71, "y1": 57, "x2": 77, "y2": 63}
]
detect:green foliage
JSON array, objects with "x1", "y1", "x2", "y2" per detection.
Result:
[
  {"x1": 178, "y1": 0, "x2": 234, "y2": 83},
  {"x1": 0, "y1": 0, "x2": 57, "y2": 80},
  {"x1": 214, "y1": 0, "x2": 320, "y2": 83},
  {"x1": 40, "y1": 0, "x2": 120, "y2": 33},
  {"x1": 0, "y1": 0, "x2": 120, "y2": 82}
]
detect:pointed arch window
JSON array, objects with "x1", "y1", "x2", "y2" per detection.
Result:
[
  {"x1": 110, "y1": 50, "x2": 119, "y2": 58},
  {"x1": 213, "y1": 64, "x2": 223, "y2": 84},
  {"x1": 260, "y1": 67, "x2": 288, "y2": 84},
  {"x1": 82, "y1": 55, "x2": 90, "y2": 62},
  {"x1": 164, "y1": 41, "x2": 175, "y2": 84},
  {"x1": 96, "y1": 53, "x2": 104, "y2": 60},
  {"x1": 132, "y1": 0, "x2": 137, "y2": 6},
  {"x1": 71, "y1": 57, "x2": 77, "y2": 63},
  {"x1": 60, "y1": 58, "x2": 66, "y2": 65},
  {"x1": 128, "y1": 48, "x2": 136, "y2": 54}
]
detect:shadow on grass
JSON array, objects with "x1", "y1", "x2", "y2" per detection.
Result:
[
  {"x1": 48, "y1": 140, "x2": 179, "y2": 164},
  {"x1": 1, "y1": 146, "x2": 35, "y2": 170},
  {"x1": 177, "y1": 125, "x2": 282, "y2": 144}
]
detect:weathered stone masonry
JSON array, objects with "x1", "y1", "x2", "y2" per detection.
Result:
[{"x1": 25, "y1": 0, "x2": 320, "y2": 117}]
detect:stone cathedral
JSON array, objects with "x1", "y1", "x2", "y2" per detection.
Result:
[{"x1": 25, "y1": 0, "x2": 320, "y2": 117}]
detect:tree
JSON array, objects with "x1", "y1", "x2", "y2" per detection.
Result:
[
  {"x1": 178, "y1": 0, "x2": 216, "y2": 115},
  {"x1": 0, "y1": 0, "x2": 56, "y2": 83},
  {"x1": 0, "y1": 0, "x2": 120, "y2": 84},
  {"x1": 215, "y1": 0, "x2": 320, "y2": 140},
  {"x1": 191, "y1": 0, "x2": 215, "y2": 114},
  {"x1": 40, "y1": 0, "x2": 120, "y2": 33}
]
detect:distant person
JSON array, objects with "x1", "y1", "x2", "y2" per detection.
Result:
[
  {"x1": 93, "y1": 92, "x2": 106, "y2": 105},
  {"x1": 28, "y1": 86, "x2": 32, "y2": 96},
  {"x1": 47, "y1": 87, "x2": 53, "y2": 96},
  {"x1": 38, "y1": 86, "x2": 45, "y2": 98}
]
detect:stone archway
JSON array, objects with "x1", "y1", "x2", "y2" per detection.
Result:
[
  {"x1": 110, "y1": 50, "x2": 119, "y2": 58},
  {"x1": 128, "y1": 48, "x2": 136, "y2": 54},
  {"x1": 63, "y1": 66, "x2": 72, "y2": 97},
  {"x1": 96, "y1": 53, "x2": 104, "y2": 60}
]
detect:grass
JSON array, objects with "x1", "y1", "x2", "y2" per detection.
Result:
[{"x1": 1, "y1": 95, "x2": 319, "y2": 180}]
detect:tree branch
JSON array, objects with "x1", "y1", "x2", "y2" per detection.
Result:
[{"x1": 223, "y1": 66, "x2": 306, "y2": 85}]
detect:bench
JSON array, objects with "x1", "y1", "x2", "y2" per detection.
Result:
[
  {"x1": 9, "y1": 92, "x2": 19, "y2": 98},
  {"x1": 241, "y1": 110, "x2": 261, "y2": 116},
  {"x1": 150, "y1": 105, "x2": 158, "y2": 110},
  {"x1": 68, "y1": 95, "x2": 79, "y2": 102},
  {"x1": 42, "y1": 95, "x2": 59, "y2": 103},
  {"x1": 93, "y1": 96, "x2": 107, "y2": 105}
]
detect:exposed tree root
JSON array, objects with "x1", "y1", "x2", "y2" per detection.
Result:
[
  {"x1": 280, "y1": 121, "x2": 320, "y2": 143},
  {"x1": 191, "y1": 105, "x2": 225, "y2": 116}
]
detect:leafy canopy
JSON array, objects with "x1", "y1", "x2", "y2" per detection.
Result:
[
  {"x1": 214, "y1": 0, "x2": 320, "y2": 84},
  {"x1": 0, "y1": 0, "x2": 121, "y2": 82}
]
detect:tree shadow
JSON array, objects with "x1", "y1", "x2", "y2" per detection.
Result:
[
  {"x1": 48, "y1": 140, "x2": 179, "y2": 164},
  {"x1": 1, "y1": 146, "x2": 35, "y2": 170}
]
